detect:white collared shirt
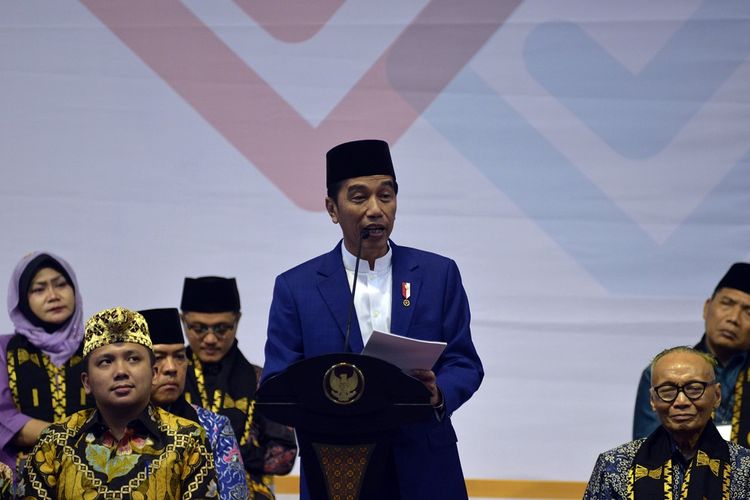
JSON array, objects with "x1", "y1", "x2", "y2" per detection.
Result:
[{"x1": 341, "y1": 244, "x2": 392, "y2": 346}]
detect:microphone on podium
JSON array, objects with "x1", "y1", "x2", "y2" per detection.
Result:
[{"x1": 343, "y1": 228, "x2": 370, "y2": 352}]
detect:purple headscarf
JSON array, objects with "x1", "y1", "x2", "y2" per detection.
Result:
[{"x1": 6, "y1": 251, "x2": 84, "y2": 366}]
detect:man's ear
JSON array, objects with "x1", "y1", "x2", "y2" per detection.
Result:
[
  {"x1": 649, "y1": 389, "x2": 657, "y2": 412},
  {"x1": 325, "y1": 197, "x2": 339, "y2": 224},
  {"x1": 703, "y1": 298, "x2": 711, "y2": 321},
  {"x1": 81, "y1": 372, "x2": 91, "y2": 395}
]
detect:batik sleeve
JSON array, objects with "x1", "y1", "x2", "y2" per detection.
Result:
[
  {"x1": 582, "y1": 450, "x2": 628, "y2": 500},
  {"x1": 212, "y1": 414, "x2": 249, "y2": 500},
  {"x1": 17, "y1": 428, "x2": 58, "y2": 500},
  {"x1": 180, "y1": 429, "x2": 219, "y2": 500}
]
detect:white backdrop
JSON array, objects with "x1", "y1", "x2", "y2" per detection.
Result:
[{"x1": 1, "y1": 0, "x2": 749, "y2": 483}]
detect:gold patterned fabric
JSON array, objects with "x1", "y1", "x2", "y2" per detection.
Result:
[
  {"x1": 313, "y1": 443, "x2": 373, "y2": 500},
  {"x1": 185, "y1": 344, "x2": 297, "y2": 499},
  {"x1": 584, "y1": 422, "x2": 750, "y2": 499},
  {"x1": 0, "y1": 462, "x2": 11, "y2": 500},
  {"x1": 6, "y1": 336, "x2": 91, "y2": 424},
  {"x1": 83, "y1": 307, "x2": 152, "y2": 357},
  {"x1": 730, "y1": 364, "x2": 750, "y2": 447},
  {"x1": 18, "y1": 406, "x2": 218, "y2": 499},
  {"x1": 626, "y1": 423, "x2": 731, "y2": 500}
]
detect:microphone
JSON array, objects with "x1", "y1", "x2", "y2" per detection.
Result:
[{"x1": 343, "y1": 229, "x2": 370, "y2": 352}]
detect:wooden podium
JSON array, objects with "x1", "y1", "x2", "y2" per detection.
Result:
[{"x1": 255, "y1": 353, "x2": 433, "y2": 500}]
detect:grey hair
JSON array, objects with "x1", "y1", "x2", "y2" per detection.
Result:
[{"x1": 649, "y1": 346, "x2": 717, "y2": 380}]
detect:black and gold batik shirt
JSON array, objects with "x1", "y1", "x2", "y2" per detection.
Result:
[
  {"x1": 584, "y1": 437, "x2": 750, "y2": 499},
  {"x1": 18, "y1": 405, "x2": 218, "y2": 499}
]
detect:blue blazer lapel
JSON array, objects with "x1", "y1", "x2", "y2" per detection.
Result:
[
  {"x1": 390, "y1": 242, "x2": 420, "y2": 337},
  {"x1": 316, "y1": 242, "x2": 365, "y2": 353}
]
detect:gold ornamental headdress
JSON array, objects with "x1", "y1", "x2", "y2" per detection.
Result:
[{"x1": 84, "y1": 307, "x2": 152, "y2": 357}]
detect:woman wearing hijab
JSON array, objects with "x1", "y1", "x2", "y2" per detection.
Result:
[{"x1": 0, "y1": 251, "x2": 88, "y2": 476}]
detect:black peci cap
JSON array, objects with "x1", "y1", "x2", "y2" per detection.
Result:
[
  {"x1": 180, "y1": 277, "x2": 241, "y2": 313},
  {"x1": 139, "y1": 308, "x2": 184, "y2": 345},
  {"x1": 326, "y1": 139, "x2": 396, "y2": 188},
  {"x1": 714, "y1": 263, "x2": 750, "y2": 296}
]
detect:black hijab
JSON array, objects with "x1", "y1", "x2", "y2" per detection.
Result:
[{"x1": 17, "y1": 254, "x2": 75, "y2": 333}]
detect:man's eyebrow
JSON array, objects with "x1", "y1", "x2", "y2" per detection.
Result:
[
  {"x1": 153, "y1": 349, "x2": 185, "y2": 356},
  {"x1": 721, "y1": 295, "x2": 750, "y2": 308},
  {"x1": 346, "y1": 180, "x2": 394, "y2": 192}
]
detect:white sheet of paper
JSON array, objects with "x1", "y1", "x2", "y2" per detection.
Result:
[
  {"x1": 361, "y1": 330, "x2": 447, "y2": 371},
  {"x1": 716, "y1": 424, "x2": 732, "y2": 441}
]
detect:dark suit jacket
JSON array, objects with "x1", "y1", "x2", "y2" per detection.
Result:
[{"x1": 262, "y1": 241, "x2": 483, "y2": 499}]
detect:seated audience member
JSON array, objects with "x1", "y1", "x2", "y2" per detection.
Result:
[
  {"x1": 181, "y1": 276, "x2": 297, "y2": 498},
  {"x1": 140, "y1": 307, "x2": 250, "y2": 500},
  {"x1": 0, "y1": 252, "x2": 90, "y2": 477},
  {"x1": 18, "y1": 307, "x2": 218, "y2": 499},
  {"x1": 634, "y1": 263, "x2": 750, "y2": 442},
  {"x1": 586, "y1": 346, "x2": 750, "y2": 499},
  {"x1": 0, "y1": 462, "x2": 11, "y2": 499}
]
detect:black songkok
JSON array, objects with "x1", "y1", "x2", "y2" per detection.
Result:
[
  {"x1": 326, "y1": 139, "x2": 396, "y2": 188},
  {"x1": 715, "y1": 263, "x2": 750, "y2": 296},
  {"x1": 139, "y1": 308, "x2": 184, "y2": 345},
  {"x1": 180, "y1": 277, "x2": 241, "y2": 313}
]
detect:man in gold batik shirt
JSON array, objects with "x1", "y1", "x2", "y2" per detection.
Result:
[{"x1": 18, "y1": 307, "x2": 218, "y2": 499}]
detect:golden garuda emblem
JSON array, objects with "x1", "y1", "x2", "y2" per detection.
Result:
[{"x1": 323, "y1": 362, "x2": 364, "y2": 405}]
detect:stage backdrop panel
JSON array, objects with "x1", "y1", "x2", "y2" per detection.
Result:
[{"x1": 1, "y1": 0, "x2": 749, "y2": 483}]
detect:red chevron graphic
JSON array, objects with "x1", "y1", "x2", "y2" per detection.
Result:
[
  {"x1": 80, "y1": 0, "x2": 520, "y2": 210},
  {"x1": 234, "y1": 0, "x2": 344, "y2": 42}
]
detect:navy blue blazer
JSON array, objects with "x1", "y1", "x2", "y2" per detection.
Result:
[{"x1": 262, "y1": 241, "x2": 483, "y2": 499}]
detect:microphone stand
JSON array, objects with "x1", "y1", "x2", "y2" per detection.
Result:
[{"x1": 343, "y1": 229, "x2": 369, "y2": 352}]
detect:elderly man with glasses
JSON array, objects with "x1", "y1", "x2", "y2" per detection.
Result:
[
  {"x1": 180, "y1": 276, "x2": 297, "y2": 499},
  {"x1": 634, "y1": 263, "x2": 750, "y2": 444},
  {"x1": 584, "y1": 346, "x2": 750, "y2": 499}
]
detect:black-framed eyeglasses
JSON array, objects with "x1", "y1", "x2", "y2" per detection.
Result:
[
  {"x1": 184, "y1": 322, "x2": 236, "y2": 339},
  {"x1": 652, "y1": 380, "x2": 717, "y2": 403}
]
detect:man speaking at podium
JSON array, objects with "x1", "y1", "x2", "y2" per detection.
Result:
[{"x1": 261, "y1": 139, "x2": 483, "y2": 499}]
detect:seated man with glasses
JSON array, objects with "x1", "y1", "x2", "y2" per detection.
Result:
[
  {"x1": 585, "y1": 346, "x2": 750, "y2": 499},
  {"x1": 634, "y1": 263, "x2": 750, "y2": 443},
  {"x1": 180, "y1": 276, "x2": 297, "y2": 499}
]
